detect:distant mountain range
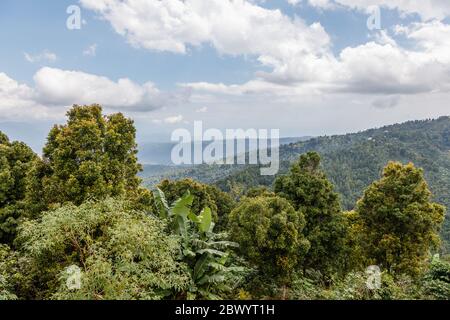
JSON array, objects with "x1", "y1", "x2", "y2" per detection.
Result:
[
  {"x1": 137, "y1": 137, "x2": 312, "y2": 165},
  {"x1": 140, "y1": 117, "x2": 450, "y2": 252}
]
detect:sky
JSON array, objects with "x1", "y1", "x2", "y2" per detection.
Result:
[{"x1": 1, "y1": 0, "x2": 450, "y2": 152}]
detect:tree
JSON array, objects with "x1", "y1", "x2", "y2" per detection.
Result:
[
  {"x1": 356, "y1": 162, "x2": 445, "y2": 276},
  {"x1": 0, "y1": 132, "x2": 37, "y2": 244},
  {"x1": 274, "y1": 152, "x2": 347, "y2": 277},
  {"x1": 228, "y1": 195, "x2": 309, "y2": 290},
  {"x1": 25, "y1": 105, "x2": 150, "y2": 214},
  {"x1": 14, "y1": 198, "x2": 189, "y2": 300}
]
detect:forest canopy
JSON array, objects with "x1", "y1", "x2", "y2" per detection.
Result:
[{"x1": 0, "y1": 105, "x2": 449, "y2": 300}]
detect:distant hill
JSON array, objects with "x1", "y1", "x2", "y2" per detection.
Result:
[
  {"x1": 141, "y1": 117, "x2": 450, "y2": 252},
  {"x1": 138, "y1": 137, "x2": 311, "y2": 165}
]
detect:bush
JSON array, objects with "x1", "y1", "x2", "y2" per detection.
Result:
[{"x1": 16, "y1": 198, "x2": 189, "y2": 300}]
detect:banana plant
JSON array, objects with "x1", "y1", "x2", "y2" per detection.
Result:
[{"x1": 153, "y1": 188, "x2": 245, "y2": 300}]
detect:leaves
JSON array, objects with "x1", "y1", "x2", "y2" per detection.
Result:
[{"x1": 152, "y1": 188, "x2": 244, "y2": 300}]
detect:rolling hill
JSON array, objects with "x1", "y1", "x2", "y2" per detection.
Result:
[{"x1": 141, "y1": 116, "x2": 450, "y2": 252}]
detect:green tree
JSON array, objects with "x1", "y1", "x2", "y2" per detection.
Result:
[
  {"x1": 356, "y1": 162, "x2": 445, "y2": 276},
  {"x1": 0, "y1": 132, "x2": 37, "y2": 244},
  {"x1": 25, "y1": 105, "x2": 150, "y2": 214},
  {"x1": 274, "y1": 152, "x2": 346, "y2": 277},
  {"x1": 15, "y1": 198, "x2": 189, "y2": 300},
  {"x1": 228, "y1": 195, "x2": 309, "y2": 290}
]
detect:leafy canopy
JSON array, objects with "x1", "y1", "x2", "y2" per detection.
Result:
[
  {"x1": 228, "y1": 195, "x2": 310, "y2": 285},
  {"x1": 26, "y1": 105, "x2": 148, "y2": 212},
  {"x1": 0, "y1": 132, "x2": 37, "y2": 244},
  {"x1": 275, "y1": 152, "x2": 347, "y2": 276},
  {"x1": 16, "y1": 198, "x2": 189, "y2": 300},
  {"x1": 356, "y1": 162, "x2": 445, "y2": 276}
]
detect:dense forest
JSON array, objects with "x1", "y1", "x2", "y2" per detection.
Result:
[
  {"x1": 142, "y1": 117, "x2": 450, "y2": 253},
  {"x1": 1, "y1": 105, "x2": 449, "y2": 300}
]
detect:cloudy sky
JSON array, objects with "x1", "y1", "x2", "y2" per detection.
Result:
[{"x1": 1, "y1": 0, "x2": 450, "y2": 152}]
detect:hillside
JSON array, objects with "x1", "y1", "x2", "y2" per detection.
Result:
[{"x1": 141, "y1": 116, "x2": 450, "y2": 252}]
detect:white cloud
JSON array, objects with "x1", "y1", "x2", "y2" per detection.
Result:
[
  {"x1": 83, "y1": 44, "x2": 97, "y2": 56},
  {"x1": 0, "y1": 67, "x2": 190, "y2": 120},
  {"x1": 33, "y1": 67, "x2": 189, "y2": 111},
  {"x1": 80, "y1": 0, "x2": 331, "y2": 60},
  {"x1": 79, "y1": 0, "x2": 450, "y2": 99},
  {"x1": 0, "y1": 73, "x2": 62, "y2": 120},
  {"x1": 302, "y1": 0, "x2": 450, "y2": 21},
  {"x1": 184, "y1": 21, "x2": 450, "y2": 97},
  {"x1": 24, "y1": 50, "x2": 57, "y2": 63}
]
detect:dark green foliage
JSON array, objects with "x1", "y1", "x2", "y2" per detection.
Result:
[
  {"x1": 0, "y1": 132, "x2": 37, "y2": 244},
  {"x1": 228, "y1": 195, "x2": 309, "y2": 287},
  {"x1": 275, "y1": 152, "x2": 347, "y2": 277}
]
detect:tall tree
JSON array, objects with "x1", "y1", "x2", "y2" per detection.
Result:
[
  {"x1": 26, "y1": 105, "x2": 149, "y2": 213},
  {"x1": 274, "y1": 152, "x2": 347, "y2": 277},
  {"x1": 228, "y1": 195, "x2": 310, "y2": 290},
  {"x1": 0, "y1": 132, "x2": 36, "y2": 243},
  {"x1": 356, "y1": 162, "x2": 445, "y2": 276}
]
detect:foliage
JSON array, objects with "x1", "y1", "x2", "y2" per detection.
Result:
[
  {"x1": 356, "y1": 162, "x2": 445, "y2": 276},
  {"x1": 153, "y1": 189, "x2": 245, "y2": 300},
  {"x1": 421, "y1": 256, "x2": 450, "y2": 300},
  {"x1": 0, "y1": 245, "x2": 18, "y2": 300},
  {"x1": 25, "y1": 105, "x2": 149, "y2": 215},
  {"x1": 0, "y1": 132, "x2": 37, "y2": 244},
  {"x1": 275, "y1": 152, "x2": 347, "y2": 277},
  {"x1": 15, "y1": 198, "x2": 189, "y2": 300},
  {"x1": 324, "y1": 272, "x2": 420, "y2": 300},
  {"x1": 152, "y1": 117, "x2": 450, "y2": 252},
  {"x1": 228, "y1": 195, "x2": 309, "y2": 289},
  {"x1": 157, "y1": 179, "x2": 235, "y2": 230}
]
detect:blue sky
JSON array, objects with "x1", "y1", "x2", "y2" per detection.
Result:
[{"x1": 1, "y1": 0, "x2": 450, "y2": 152}]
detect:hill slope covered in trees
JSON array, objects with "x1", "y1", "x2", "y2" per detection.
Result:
[{"x1": 142, "y1": 117, "x2": 450, "y2": 251}]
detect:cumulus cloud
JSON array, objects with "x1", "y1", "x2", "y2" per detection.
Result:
[
  {"x1": 33, "y1": 67, "x2": 189, "y2": 111},
  {"x1": 79, "y1": 0, "x2": 331, "y2": 59},
  {"x1": 0, "y1": 73, "x2": 62, "y2": 120},
  {"x1": 79, "y1": 0, "x2": 450, "y2": 100},
  {"x1": 184, "y1": 21, "x2": 450, "y2": 98},
  {"x1": 0, "y1": 67, "x2": 190, "y2": 120}
]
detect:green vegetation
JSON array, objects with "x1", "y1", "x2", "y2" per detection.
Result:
[
  {"x1": 143, "y1": 117, "x2": 450, "y2": 253},
  {"x1": 0, "y1": 105, "x2": 449, "y2": 300},
  {"x1": 0, "y1": 132, "x2": 37, "y2": 244},
  {"x1": 355, "y1": 162, "x2": 445, "y2": 276},
  {"x1": 274, "y1": 152, "x2": 347, "y2": 278},
  {"x1": 228, "y1": 195, "x2": 309, "y2": 297}
]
